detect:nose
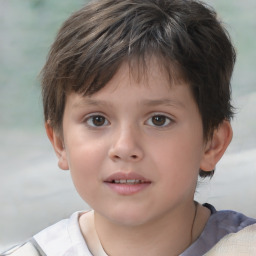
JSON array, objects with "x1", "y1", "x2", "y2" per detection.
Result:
[{"x1": 108, "y1": 126, "x2": 144, "y2": 162}]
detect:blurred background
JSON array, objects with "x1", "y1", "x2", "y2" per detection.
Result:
[{"x1": 0, "y1": 0, "x2": 255, "y2": 251}]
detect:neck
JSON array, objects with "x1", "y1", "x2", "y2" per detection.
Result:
[{"x1": 93, "y1": 201, "x2": 200, "y2": 256}]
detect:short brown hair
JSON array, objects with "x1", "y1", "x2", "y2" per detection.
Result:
[{"x1": 41, "y1": 0, "x2": 236, "y2": 177}]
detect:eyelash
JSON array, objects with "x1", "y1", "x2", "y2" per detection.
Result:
[
  {"x1": 84, "y1": 114, "x2": 110, "y2": 127},
  {"x1": 84, "y1": 113, "x2": 174, "y2": 128},
  {"x1": 145, "y1": 114, "x2": 173, "y2": 127}
]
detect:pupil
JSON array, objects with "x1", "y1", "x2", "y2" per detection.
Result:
[
  {"x1": 93, "y1": 116, "x2": 105, "y2": 126},
  {"x1": 152, "y1": 116, "x2": 166, "y2": 126}
]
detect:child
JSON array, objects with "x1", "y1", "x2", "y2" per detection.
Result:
[{"x1": 2, "y1": 0, "x2": 256, "y2": 255}]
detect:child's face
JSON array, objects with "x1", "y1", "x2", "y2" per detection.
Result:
[{"x1": 56, "y1": 59, "x2": 209, "y2": 226}]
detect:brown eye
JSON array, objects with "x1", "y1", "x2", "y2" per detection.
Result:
[
  {"x1": 93, "y1": 116, "x2": 106, "y2": 126},
  {"x1": 86, "y1": 115, "x2": 109, "y2": 127},
  {"x1": 147, "y1": 115, "x2": 172, "y2": 127},
  {"x1": 152, "y1": 116, "x2": 166, "y2": 126}
]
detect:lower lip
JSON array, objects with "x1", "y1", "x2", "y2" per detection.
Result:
[{"x1": 105, "y1": 182, "x2": 151, "y2": 195}]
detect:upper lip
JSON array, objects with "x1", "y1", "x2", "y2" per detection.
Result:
[{"x1": 104, "y1": 172, "x2": 151, "y2": 183}]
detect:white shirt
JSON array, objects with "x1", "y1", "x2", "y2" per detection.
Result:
[
  {"x1": 34, "y1": 211, "x2": 94, "y2": 256},
  {"x1": 31, "y1": 205, "x2": 256, "y2": 256}
]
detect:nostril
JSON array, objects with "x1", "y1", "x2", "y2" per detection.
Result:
[{"x1": 108, "y1": 145, "x2": 143, "y2": 162}]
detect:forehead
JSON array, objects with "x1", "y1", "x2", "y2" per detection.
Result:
[
  {"x1": 99, "y1": 57, "x2": 190, "y2": 100},
  {"x1": 66, "y1": 58, "x2": 195, "y2": 112},
  {"x1": 124, "y1": 55, "x2": 186, "y2": 89},
  {"x1": 69, "y1": 54, "x2": 188, "y2": 98},
  {"x1": 80, "y1": 55, "x2": 188, "y2": 99}
]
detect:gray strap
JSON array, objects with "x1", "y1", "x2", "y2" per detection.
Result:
[
  {"x1": 0, "y1": 242, "x2": 27, "y2": 256},
  {"x1": 29, "y1": 238, "x2": 46, "y2": 256},
  {"x1": 0, "y1": 239, "x2": 46, "y2": 256}
]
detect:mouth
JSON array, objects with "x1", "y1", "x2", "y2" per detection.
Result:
[
  {"x1": 104, "y1": 172, "x2": 151, "y2": 184},
  {"x1": 109, "y1": 179, "x2": 149, "y2": 184},
  {"x1": 104, "y1": 172, "x2": 151, "y2": 195}
]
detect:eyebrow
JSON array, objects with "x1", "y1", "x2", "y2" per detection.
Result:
[
  {"x1": 141, "y1": 99, "x2": 185, "y2": 108},
  {"x1": 72, "y1": 98, "x2": 112, "y2": 108},
  {"x1": 72, "y1": 98, "x2": 185, "y2": 109}
]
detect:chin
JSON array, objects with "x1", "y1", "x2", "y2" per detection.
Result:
[{"x1": 103, "y1": 207, "x2": 153, "y2": 227}]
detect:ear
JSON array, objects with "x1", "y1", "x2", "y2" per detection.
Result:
[
  {"x1": 45, "y1": 122, "x2": 69, "y2": 170},
  {"x1": 200, "y1": 121, "x2": 233, "y2": 172}
]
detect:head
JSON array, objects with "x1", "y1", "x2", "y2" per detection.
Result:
[{"x1": 41, "y1": 0, "x2": 236, "y2": 178}]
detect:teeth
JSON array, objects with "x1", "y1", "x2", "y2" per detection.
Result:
[
  {"x1": 127, "y1": 179, "x2": 135, "y2": 183},
  {"x1": 112, "y1": 179, "x2": 144, "y2": 184}
]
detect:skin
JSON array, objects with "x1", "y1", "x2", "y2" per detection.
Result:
[{"x1": 46, "y1": 58, "x2": 233, "y2": 255}]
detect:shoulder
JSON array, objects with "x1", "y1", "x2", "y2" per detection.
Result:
[
  {"x1": 1, "y1": 211, "x2": 93, "y2": 256},
  {"x1": 33, "y1": 211, "x2": 92, "y2": 256},
  {"x1": 207, "y1": 207, "x2": 256, "y2": 235},
  {"x1": 201, "y1": 205, "x2": 256, "y2": 254},
  {"x1": 201, "y1": 204, "x2": 256, "y2": 245},
  {"x1": 181, "y1": 204, "x2": 256, "y2": 256},
  {"x1": 0, "y1": 241, "x2": 42, "y2": 256},
  {"x1": 205, "y1": 223, "x2": 256, "y2": 255}
]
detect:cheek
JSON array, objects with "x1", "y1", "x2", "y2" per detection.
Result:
[
  {"x1": 67, "y1": 149, "x2": 102, "y2": 206},
  {"x1": 150, "y1": 134, "x2": 203, "y2": 177},
  {"x1": 65, "y1": 132, "x2": 107, "y2": 168},
  {"x1": 65, "y1": 140, "x2": 107, "y2": 191},
  {"x1": 68, "y1": 146, "x2": 103, "y2": 174},
  {"x1": 155, "y1": 142, "x2": 200, "y2": 198}
]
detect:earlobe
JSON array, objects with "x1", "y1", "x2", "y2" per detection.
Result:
[
  {"x1": 200, "y1": 121, "x2": 233, "y2": 172},
  {"x1": 45, "y1": 122, "x2": 69, "y2": 170}
]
